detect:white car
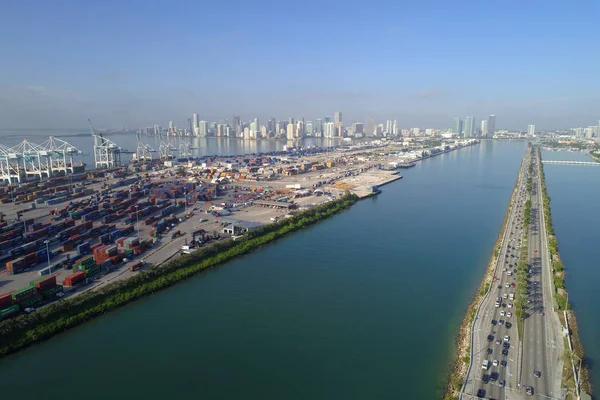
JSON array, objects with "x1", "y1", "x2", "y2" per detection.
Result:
[
  {"x1": 504, "y1": 335, "x2": 510, "y2": 342},
  {"x1": 507, "y1": 312, "x2": 512, "y2": 318},
  {"x1": 500, "y1": 310, "x2": 505, "y2": 316},
  {"x1": 508, "y1": 303, "x2": 513, "y2": 308},
  {"x1": 505, "y1": 283, "x2": 510, "y2": 288},
  {"x1": 493, "y1": 359, "x2": 499, "y2": 367}
]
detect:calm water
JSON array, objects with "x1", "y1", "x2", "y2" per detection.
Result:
[
  {"x1": 541, "y1": 149, "x2": 600, "y2": 391},
  {"x1": 0, "y1": 129, "x2": 343, "y2": 168},
  {"x1": 0, "y1": 140, "x2": 527, "y2": 399}
]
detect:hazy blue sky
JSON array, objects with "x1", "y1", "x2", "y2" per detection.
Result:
[{"x1": 0, "y1": 0, "x2": 598, "y2": 130}]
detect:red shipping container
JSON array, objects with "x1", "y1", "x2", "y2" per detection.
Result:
[
  {"x1": 63, "y1": 271, "x2": 86, "y2": 286},
  {"x1": 35, "y1": 275, "x2": 57, "y2": 290},
  {"x1": 0, "y1": 293, "x2": 14, "y2": 309},
  {"x1": 83, "y1": 220, "x2": 93, "y2": 230}
]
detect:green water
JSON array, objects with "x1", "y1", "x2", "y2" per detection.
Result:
[{"x1": 0, "y1": 140, "x2": 526, "y2": 399}]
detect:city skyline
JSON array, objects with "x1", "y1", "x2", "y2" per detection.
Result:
[{"x1": 0, "y1": 1, "x2": 598, "y2": 130}]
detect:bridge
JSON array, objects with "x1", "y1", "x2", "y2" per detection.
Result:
[{"x1": 541, "y1": 160, "x2": 600, "y2": 166}]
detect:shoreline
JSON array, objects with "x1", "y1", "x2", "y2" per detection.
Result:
[
  {"x1": 537, "y1": 149, "x2": 593, "y2": 396},
  {"x1": 0, "y1": 194, "x2": 359, "y2": 357},
  {"x1": 442, "y1": 155, "x2": 525, "y2": 399}
]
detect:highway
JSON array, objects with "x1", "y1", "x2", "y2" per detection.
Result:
[
  {"x1": 461, "y1": 152, "x2": 529, "y2": 400},
  {"x1": 462, "y1": 147, "x2": 564, "y2": 400},
  {"x1": 518, "y1": 152, "x2": 564, "y2": 399}
]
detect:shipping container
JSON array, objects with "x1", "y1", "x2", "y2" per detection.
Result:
[
  {"x1": 63, "y1": 271, "x2": 86, "y2": 286},
  {"x1": 18, "y1": 294, "x2": 42, "y2": 309},
  {"x1": 0, "y1": 305, "x2": 20, "y2": 320},
  {"x1": 11, "y1": 285, "x2": 37, "y2": 301},
  {"x1": 31, "y1": 275, "x2": 57, "y2": 290},
  {"x1": 0, "y1": 293, "x2": 14, "y2": 309}
]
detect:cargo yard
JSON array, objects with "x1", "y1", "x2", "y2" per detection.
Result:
[{"x1": 0, "y1": 138, "x2": 478, "y2": 321}]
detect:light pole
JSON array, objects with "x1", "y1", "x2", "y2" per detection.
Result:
[
  {"x1": 44, "y1": 240, "x2": 50, "y2": 268},
  {"x1": 184, "y1": 189, "x2": 188, "y2": 214},
  {"x1": 135, "y1": 205, "x2": 140, "y2": 239}
]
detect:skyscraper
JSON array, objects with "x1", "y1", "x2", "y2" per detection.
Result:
[
  {"x1": 324, "y1": 122, "x2": 336, "y2": 138},
  {"x1": 306, "y1": 121, "x2": 313, "y2": 136},
  {"x1": 453, "y1": 117, "x2": 463, "y2": 135},
  {"x1": 286, "y1": 123, "x2": 295, "y2": 140},
  {"x1": 198, "y1": 120, "x2": 208, "y2": 137},
  {"x1": 353, "y1": 122, "x2": 364, "y2": 136},
  {"x1": 268, "y1": 118, "x2": 276, "y2": 136},
  {"x1": 481, "y1": 120, "x2": 488, "y2": 137},
  {"x1": 334, "y1": 112, "x2": 342, "y2": 127},
  {"x1": 527, "y1": 125, "x2": 536, "y2": 136},
  {"x1": 314, "y1": 119, "x2": 323, "y2": 136},
  {"x1": 192, "y1": 113, "x2": 199, "y2": 136},
  {"x1": 487, "y1": 115, "x2": 496, "y2": 136},
  {"x1": 296, "y1": 120, "x2": 305, "y2": 138},
  {"x1": 464, "y1": 117, "x2": 475, "y2": 137},
  {"x1": 385, "y1": 120, "x2": 393, "y2": 136},
  {"x1": 233, "y1": 115, "x2": 241, "y2": 135}
]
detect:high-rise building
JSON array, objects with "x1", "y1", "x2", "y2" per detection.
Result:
[
  {"x1": 314, "y1": 119, "x2": 323, "y2": 136},
  {"x1": 268, "y1": 118, "x2": 276, "y2": 136},
  {"x1": 527, "y1": 125, "x2": 536, "y2": 136},
  {"x1": 411, "y1": 127, "x2": 420, "y2": 136},
  {"x1": 192, "y1": 113, "x2": 199, "y2": 136},
  {"x1": 393, "y1": 120, "x2": 399, "y2": 136},
  {"x1": 464, "y1": 117, "x2": 475, "y2": 137},
  {"x1": 453, "y1": 117, "x2": 463, "y2": 135},
  {"x1": 334, "y1": 112, "x2": 342, "y2": 127},
  {"x1": 385, "y1": 120, "x2": 393, "y2": 136},
  {"x1": 168, "y1": 121, "x2": 174, "y2": 136},
  {"x1": 374, "y1": 124, "x2": 383, "y2": 137},
  {"x1": 353, "y1": 122, "x2": 364, "y2": 135},
  {"x1": 306, "y1": 121, "x2": 313, "y2": 136},
  {"x1": 286, "y1": 123, "x2": 295, "y2": 140},
  {"x1": 481, "y1": 120, "x2": 488, "y2": 136},
  {"x1": 487, "y1": 115, "x2": 496, "y2": 136},
  {"x1": 324, "y1": 122, "x2": 336, "y2": 138},
  {"x1": 296, "y1": 120, "x2": 305, "y2": 138},
  {"x1": 275, "y1": 121, "x2": 282, "y2": 137},
  {"x1": 198, "y1": 120, "x2": 208, "y2": 137}
]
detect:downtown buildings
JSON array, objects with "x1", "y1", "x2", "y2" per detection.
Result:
[{"x1": 453, "y1": 115, "x2": 496, "y2": 137}]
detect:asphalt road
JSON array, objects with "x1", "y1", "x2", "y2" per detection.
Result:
[
  {"x1": 518, "y1": 154, "x2": 564, "y2": 399},
  {"x1": 462, "y1": 153, "x2": 529, "y2": 400},
  {"x1": 463, "y1": 151, "x2": 565, "y2": 400}
]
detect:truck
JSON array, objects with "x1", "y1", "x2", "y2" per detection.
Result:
[
  {"x1": 170, "y1": 230, "x2": 181, "y2": 240},
  {"x1": 482, "y1": 360, "x2": 490, "y2": 370}
]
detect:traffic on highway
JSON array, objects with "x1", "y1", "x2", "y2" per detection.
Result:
[{"x1": 462, "y1": 148, "x2": 563, "y2": 400}]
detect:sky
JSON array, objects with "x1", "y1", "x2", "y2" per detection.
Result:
[{"x1": 0, "y1": 0, "x2": 599, "y2": 131}]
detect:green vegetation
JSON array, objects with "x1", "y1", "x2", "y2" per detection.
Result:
[
  {"x1": 480, "y1": 282, "x2": 490, "y2": 297},
  {"x1": 536, "y1": 148, "x2": 569, "y2": 311},
  {"x1": 554, "y1": 275, "x2": 565, "y2": 289},
  {"x1": 523, "y1": 199, "x2": 532, "y2": 228},
  {"x1": 0, "y1": 193, "x2": 359, "y2": 356}
]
